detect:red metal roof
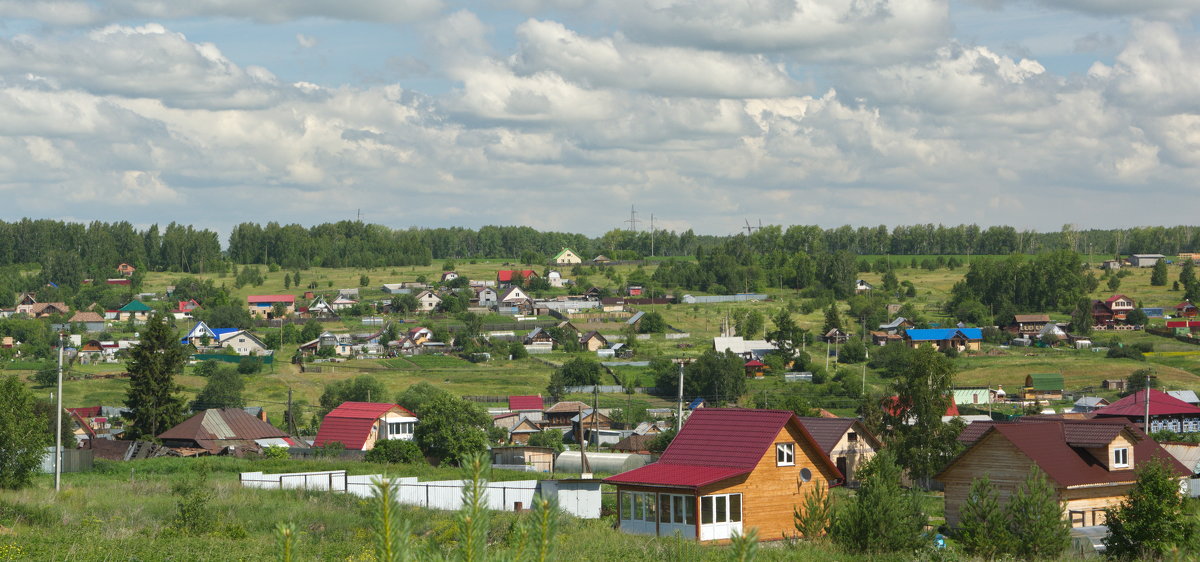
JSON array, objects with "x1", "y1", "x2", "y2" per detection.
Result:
[
  {"x1": 496, "y1": 270, "x2": 538, "y2": 282},
  {"x1": 247, "y1": 295, "x2": 296, "y2": 304},
  {"x1": 68, "y1": 406, "x2": 102, "y2": 418},
  {"x1": 1093, "y1": 389, "x2": 1200, "y2": 418},
  {"x1": 1166, "y1": 320, "x2": 1200, "y2": 328},
  {"x1": 508, "y1": 395, "x2": 544, "y2": 411},
  {"x1": 744, "y1": 360, "x2": 765, "y2": 367},
  {"x1": 313, "y1": 402, "x2": 416, "y2": 450},
  {"x1": 604, "y1": 408, "x2": 841, "y2": 488},
  {"x1": 942, "y1": 420, "x2": 1190, "y2": 489}
]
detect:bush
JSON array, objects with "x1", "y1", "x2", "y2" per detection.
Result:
[
  {"x1": 365, "y1": 439, "x2": 424, "y2": 464},
  {"x1": 261, "y1": 445, "x2": 290, "y2": 460},
  {"x1": 1107, "y1": 347, "x2": 1146, "y2": 361},
  {"x1": 237, "y1": 356, "x2": 264, "y2": 375},
  {"x1": 830, "y1": 449, "x2": 925, "y2": 554},
  {"x1": 312, "y1": 441, "x2": 345, "y2": 458},
  {"x1": 1132, "y1": 342, "x2": 1153, "y2": 353}
]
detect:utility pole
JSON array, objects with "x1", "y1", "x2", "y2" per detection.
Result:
[
  {"x1": 676, "y1": 362, "x2": 684, "y2": 430},
  {"x1": 592, "y1": 385, "x2": 599, "y2": 453},
  {"x1": 54, "y1": 331, "x2": 63, "y2": 492},
  {"x1": 650, "y1": 214, "x2": 655, "y2": 257},
  {"x1": 1144, "y1": 371, "x2": 1152, "y2": 431}
]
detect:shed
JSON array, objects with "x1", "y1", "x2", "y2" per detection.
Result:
[{"x1": 1023, "y1": 373, "x2": 1065, "y2": 400}]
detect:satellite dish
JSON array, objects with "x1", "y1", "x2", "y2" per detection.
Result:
[{"x1": 799, "y1": 468, "x2": 812, "y2": 483}]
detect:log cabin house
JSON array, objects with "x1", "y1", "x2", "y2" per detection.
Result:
[
  {"x1": 937, "y1": 418, "x2": 1190, "y2": 528},
  {"x1": 605, "y1": 408, "x2": 842, "y2": 542}
]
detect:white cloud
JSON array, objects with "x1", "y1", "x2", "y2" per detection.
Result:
[
  {"x1": 296, "y1": 34, "x2": 318, "y2": 48},
  {"x1": 0, "y1": 0, "x2": 445, "y2": 25},
  {"x1": 1089, "y1": 21, "x2": 1200, "y2": 115},
  {"x1": 968, "y1": 0, "x2": 1198, "y2": 17}
]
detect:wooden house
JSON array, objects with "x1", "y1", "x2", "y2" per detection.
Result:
[
  {"x1": 572, "y1": 409, "x2": 613, "y2": 437},
  {"x1": 744, "y1": 359, "x2": 767, "y2": 378},
  {"x1": 544, "y1": 401, "x2": 590, "y2": 428},
  {"x1": 1176, "y1": 301, "x2": 1198, "y2": 318},
  {"x1": 796, "y1": 417, "x2": 880, "y2": 486},
  {"x1": 158, "y1": 408, "x2": 294, "y2": 454},
  {"x1": 507, "y1": 417, "x2": 543, "y2": 444},
  {"x1": 937, "y1": 418, "x2": 1190, "y2": 528},
  {"x1": 1102, "y1": 379, "x2": 1128, "y2": 392},
  {"x1": 579, "y1": 331, "x2": 609, "y2": 352},
  {"x1": 491, "y1": 445, "x2": 556, "y2": 473},
  {"x1": 1022, "y1": 373, "x2": 1065, "y2": 401},
  {"x1": 821, "y1": 328, "x2": 849, "y2": 344},
  {"x1": 116, "y1": 263, "x2": 137, "y2": 277},
  {"x1": 605, "y1": 408, "x2": 842, "y2": 542},
  {"x1": 854, "y1": 279, "x2": 874, "y2": 294},
  {"x1": 1105, "y1": 294, "x2": 1135, "y2": 319},
  {"x1": 523, "y1": 327, "x2": 556, "y2": 346},
  {"x1": 1009, "y1": 314, "x2": 1051, "y2": 336}
]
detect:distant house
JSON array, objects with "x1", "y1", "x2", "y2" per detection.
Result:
[
  {"x1": 553, "y1": 248, "x2": 582, "y2": 265},
  {"x1": 903, "y1": 328, "x2": 982, "y2": 352},
  {"x1": 938, "y1": 418, "x2": 1190, "y2": 528},
  {"x1": 951, "y1": 388, "x2": 995, "y2": 406},
  {"x1": 158, "y1": 408, "x2": 294, "y2": 454},
  {"x1": 854, "y1": 280, "x2": 874, "y2": 294},
  {"x1": 1103, "y1": 379, "x2": 1128, "y2": 392},
  {"x1": 543, "y1": 401, "x2": 590, "y2": 428},
  {"x1": 1101, "y1": 259, "x2": 1122, "y2": 271},
  {"x1": 1167, "y1": 390, "x2": 1200, "y2": 406},
  {"x1": 219, "y1": 330, "x2": 271, "y2": 356},
  {"x1": 329, "y1": 296, "x2": 358, "y2": 311},
  {"x1": 313, "y1": 402, "x2": 419, "y2": 450},
  {"x1": 116, "y1": 300, "x2": 152, "y2": 322},
  {"x1": 546, "y1": 271, "x2": 566, "y2": 288},
  {"x1": 500, "y1": 286, "x2": 530, "y2": 305},
  {"x1": 181, "y1": 321, "x2": 237, "y2": 348},
  {"x1": 1073, "y1": 397, "x2": 1111, "y2": 413},
  {"x1": 592, "y1": 255, "x2": 612, "y2": 264},
  {"x1": 380, "y1": 284, "x2": 409, "y2": 295},
  {"x1": 497, "y1": 269, "x2": 538, "y2": 286},
  {"x1": 116, "y1": 263, "x2": 136, "y2": 277},
  {"x1": 1128, "y1": 254, "x2": 1165, "y2": 268},
  {"x1": 878, "y1": 317, "x2": 913, "y2": 333},
  {"x1": 1023, "y1": 373, "x2": 1065, "y2": 401},
  {"x1": 627, "y1": 286, "x2": 643, "y2": 297},
  {"x1": 414, "y1": 290, "x2": 442, "y2": 312},
  {"x1": 571, "y1": 409, "x2": 613, "y2": 436},
  {"x1": 870, "y1": 331, "x2": 903, "y2": 346},
  {"x1": 247, "y1": 295, "x2": 295, "y2": 318},
  {"x1": 440, "y1": 271, "x2": 459, "y2": 283},
  {"x1": 1010, "y1": 314, "x2": 1051, "y2": 336},
  {"x1": 1176, "y1": 301, "x2": 1198, "y2": 318},
  {"x1": 611, "y1": 433, "x2": 656, "y2": 454},
  {"x1": 1092, "y1": 389, "x2": 1200, "y2": 434},
  {"x1": 65, "y1": 311, "x2": 106, "y2": 333},
  {"x1": 475, "y1": 287, "x2": 499, "y2": 308},
  {"x1": 579, "y1": 331, "x2": 609, "y2": 352},
  {"x1": 176, "y1": 299, "x2": 201, "y2": 316},
  {"x1": 523, "y1": 327, "x2": 555, "y2": 346},
  {"x1": 711, "y1": 336, "x2": 778, "y2": 360},
  {"x1": 508, "y1": 395, "x2": 545, "y2": 414},
  {"x1": 605, "y1": 408, "x2": 842, "y2": 541},
  {"x1": 796, "y1": 417, "x2": 881, "y2": 486},
  {"x1": 744, "y1": 359, "x2": 767, "y2": 378},
  {"x1": 822, "y1": 328, "x2": 850, "y2": 344}
]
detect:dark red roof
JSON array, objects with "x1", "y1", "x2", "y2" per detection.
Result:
[
  {"x1": 605, "y1": 408, "x2": 841, "y2": 488},
  {"x1": 1105, "y1": 294, "x2": 1133, "y2": 304},
  {"x1": 68, "y1": 406, "x2": 102, "y2": 418},
  {"x1": 508, "y1": 395, "x2": 544, "y2": 411},
  {"x1": 744, "y1": 360, "x2": 765, "y2": 367},
  {"x1": 796, "y1": 417, "x2": 857, "y2": 454},
  {"x1": 1093, "y1": 389, "x2": 1200, "y2": 418},
  {"x1": 313, "y1": 402, "x2": 416, "y2": 450},
  {"x1": 943, "y1": 420, "x2": 1190, "y2": 488}
]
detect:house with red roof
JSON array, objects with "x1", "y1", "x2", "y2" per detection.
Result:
[
  {"x1": 1176, "y1": 300, "x2": 1198, "y2": 318},
  {"x1": 313, "y1": 402, "x2": 418, "y2": 451},
  {"x1": 937, "y1": 418, "x2": 1190, "y2": 528},
  {"x1": 508, "y1": 395, "x2": 544, "y2": 413},
  {"x1": 246, "y1": 294, "x2": 296, "y2": 318},
  {"x1": 496, "y1": 269, "x2": 538, "y2": 286},
  {"x1": 605, "y1": 408, "x2": 842, "y2": 542},
  {"x1": 1091, "y1": 388, "x2": 1200, "y2": 434}
]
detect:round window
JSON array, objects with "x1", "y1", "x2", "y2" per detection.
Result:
[{"x1": 799, "y1": 468, "x2": 812, "y2": 483}]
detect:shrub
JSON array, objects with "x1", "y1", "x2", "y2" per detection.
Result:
[
  {"x1": 365, "y1": 439, "x2": 424, "y2": 465},
  {"x1": 830, "y1": 449, "x2": 925, "y2": 554},
  {"x1": 261, "y1": 445, "x2": 290, "y2": 460}
]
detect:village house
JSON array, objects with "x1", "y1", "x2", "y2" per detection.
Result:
[
  {"x1": 579, "y1": 331, "x2": 609, "y2": 352},
  {"x1": 903, "y1": 328, "x2": 982, "y2": 352},
  {"x1": 440, "y1": 271, "x2": 459, "y2": 283},
  {"x1": 523, "y1": 327, "x2": 555, "y2": 347},
  {"x1": 219, "y1": 330, "x2": 271, "y2": 356},
  {"x1": 247, "y1": 295, "x2": 295, "y2": 318},
  {"x1": 158, "y1": 408, "x2": 294, "y2": 455},
  {"x1": 497, "y1": 269, "x2": 539, "y2": 287},
  {"x1": 506, "y1": 417, "x2": 544, "y2": 444},
  {"x1": 543, "y1": 401, "x2": 591, "y2": 429},
  {"x1": 116, "y1": 263, "x2": 136, "y2": 277},
  {"x1": 175, "y1": 299, "x2": 201, "y2": 316},
  {"x1": 822, "y1": 328, "x2": 850, "y2": 344},
  {"x1": 1009, "y1": 314, "x2": 1051, "y2": 336},
  {"x1": 878, "y1": 317, "x2": 914, "y2": 333},
  {"x1": 553, "y1": 248, "x2": 582, "y2": 265},
  {"x1": 1022, "y1": 373, "x2": 1065, "y2": 401},
  {"x1": 605, "y1": 408, "x2": 842, "y2": 542},
  {"x1": 571, "y1": 409, "x2": 613, "y2": 437},
  {"x1": 547, "y1": 270, "x2": 566, "y2": 288},
  {"x1": 1176, "y1": 300, "x2": 1198, "y2": 318},
  {"x1": 854, "y1": 280, "x2": 874, "y2": 294},
  {"x1": 500, "y1": 286, "x2": 531, "y2": 310},
  {"x1": 796, "y1": 417, "x2": 881, "y2": 486},
  {"x1": 1091, "y1": 389, "x2": 1200, "y2": 434},
  {"x1": 938, "y1": 418, "x2": 1190, "y2": 528},
  {"x1": 1128, "y1": 254, "x2": 1165, "y2": 268},
  {"x1": 115, "y1": 300, "x2": 151, "y2": 322},
  {"x1": 63, "y1": 311, "x2": 106, "y2": 333},
  {"x1": 313, "y1": 402, "x2": 419, "y2": 450},
  {"x1": 181, "y1": 321, "x2": 237, "y2": 348},
  {"x1": 414, "y1": 290, "x2": 442, "y2": 312},
  {"x1": 1072, "y1": 397, "x2": 1111, "y2": 413}
]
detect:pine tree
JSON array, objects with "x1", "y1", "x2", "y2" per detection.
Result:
[
  {"x1": 124, "y1": 313, "x2": 190, "y2": 439},
  {"x1": 830, "y1": 449, "x2": 925, "y2": 554},
  {"x1": 1103, "y1": 458, "x2": 1196, "y2": 560},
  {"x1": 957, "y1": 474, "x2": 1011, "y2": 558},
  {"x1": 823, "y1": 303, "x2": 842, "y2": 333},
  {"x1": 1005, "y1": 467, "x2": 1070, "y2": 560},
  {"x1": 1180, "y1": 260, "x2": 1196, "y2": 287},
  {"x1": 1151, "y1": 259, "x2": 1168, "y2": 286}
]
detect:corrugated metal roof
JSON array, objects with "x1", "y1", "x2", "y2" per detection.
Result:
[
  {"x1": 247, "y1": 295, "x2": 295, "y2": 304},
  {"x1": 906, "y1": 328, "x2": 983, "y2": 341},
  {"x1": 313, "y1": 402, "x2": 416, "y2": 450},
  {"x1": 158, "y1": 408, "x2": 290, "y2": 445},
  {"x1": 508, "y1": 395, "x2": 544, "y2": 411},
  {"x1": 604, "y1": 463, "x2": 749, "y2": 488},
  {"x1": 1025, "y1": 373, "x2": 1064, "y2": 391},
  {"x1": 795, "y1": 417, "x2": 856, "y2": 455},
  {"x1": 1094, "y1": 389, "x2": 1200, "y2": 417}
]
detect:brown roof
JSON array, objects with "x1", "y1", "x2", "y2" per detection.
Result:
[
  {"x1": 943, "y1": 418, "x2": 1190, "y2": 489},
  {"x1": 69, "y1": 311, "x2": 106, "y2": 323},
  {"x1": 158, "y1": 408, "x2": 290, "y2": 451},
  {"x1": 545, "y1": 401, "x2": 590, "y2": 414},
  {"x1": 1013, "y1": 314, "x2": 1051, "y2": 323},
  {"x1": 797, "y1": 417, "x2": 855, "y2": 454},
  {"x1": 611, "y1": 433, "x2": 655, "y2": 452},
  {"x1": 30, "y1": 302, "x2": 69, "y2": 315}
]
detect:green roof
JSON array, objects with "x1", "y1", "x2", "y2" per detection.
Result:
[
  {"x1": 118, "y1": 300, "x2": 152, "y2": 312},
  {"x1": 1025, "y1": 373, "x2": 1064, "y2": 391},
  {"x1": 553, "y1": 248, "x2": 578, "y2": 259}
]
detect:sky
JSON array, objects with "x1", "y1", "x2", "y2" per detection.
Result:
[{"x1": 0, "y1": 1, "x2": 1197, "y2": 238}]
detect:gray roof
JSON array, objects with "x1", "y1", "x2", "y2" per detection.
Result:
[
  {"x1": 626, "y1": 311, "x2": 645, "y2": 325},
  {"x1": 879, "y1": 317, "x2": 909, "y2": 329},
  {"x1": 1167, "y1": 390, "x2": 1200, "y2": 405},
  {"x1": 1074, "y1": 396, "x2": 1108, "y2": 408}
]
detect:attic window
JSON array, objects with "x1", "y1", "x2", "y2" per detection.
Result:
[
  {"x1": 847, "y1": 432, "x2": 858, "y2": 443},
  {"x1": 776, "y1": 443, "x2": 794, "y2": 466},
  {"x1": 1113, "y1": 447, "x2": 1129, "y2": 468}
]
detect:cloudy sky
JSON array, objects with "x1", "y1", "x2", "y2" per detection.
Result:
[{"x1": 1, "y1": 1, "x2": 1197, "y2": 237}]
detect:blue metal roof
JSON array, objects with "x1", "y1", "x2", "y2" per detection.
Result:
[
  {"x1": 688, "y1": 397, "x2": 706, "y2": 410},
  {"x1": 906, "y1": 328, "x2": 983, "y2": 341}
]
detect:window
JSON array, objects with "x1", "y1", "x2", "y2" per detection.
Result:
[
  {"x1": 1113, "y1": 447, "x2": 1129, "y2": 468},
  {"x1": 847, "y1": 432, "x2": 858, "y2": 443},
  {"x1": 388, "y1": 422, "x2": 414, "y2": 436},
  {"x1": 776, "y1": 443, "x2": 795, "y2": 466},
  {"x1": 699, "y1": 493, "x2": 742, "y2": 526}
]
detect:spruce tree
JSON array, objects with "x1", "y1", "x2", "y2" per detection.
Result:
[
  {"x1": 830, "y1": 449, "x2": 925, "y2": 554},
  {"x1": 1150, "y1": 259, "x2": 1168, "y2": 286},
  {"x1": 1180, "y1": 260, "x2": 1196, "y2": 288},
  {"x1": 1004, "y1": 467, "x2": 1069, "y2": 560},
  {"x1": 957, "y1": 474, "x2": 1011, "y2": 558},
  {"x1": 1103, "y1": 458, "x2": 1196, "y2": 559},
  {"x1": 823, "y1": 303, "x2": 842, "y2": 333},
  {"x1": 124, "y1": 313, "x2": 190, "y2": 439}
]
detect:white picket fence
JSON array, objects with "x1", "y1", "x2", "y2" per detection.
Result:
[{"x1": 240, "y1": 470, "x2": 598, "y2": 517}]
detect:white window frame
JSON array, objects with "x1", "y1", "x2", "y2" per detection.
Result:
[
  {"x1": 1113, "y1": 447, "x2": 1129, "y2": 468},
  {"x1": 776, "y1": 443, "x2": 795, "y2": 466}
]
